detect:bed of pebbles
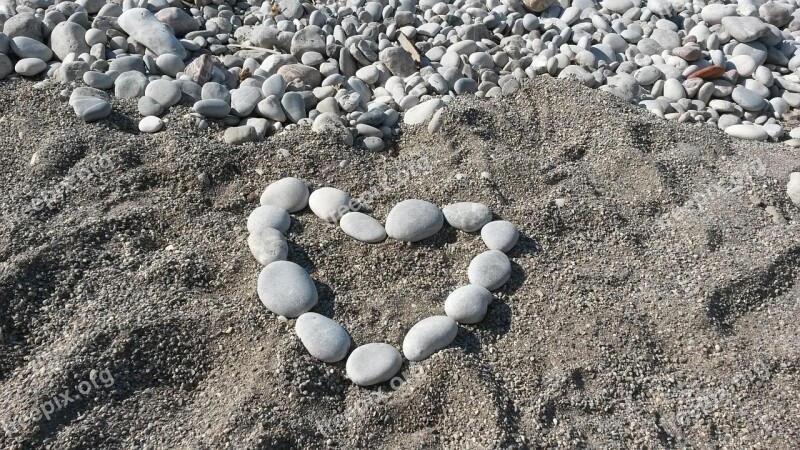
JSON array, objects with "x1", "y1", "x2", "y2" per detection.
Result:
[
  {"x1": 248, "y1": 177, "x2": 518, "y2": 386},
  {"x1": 5, "y1": 0, "x2": 800, "y2": 146}
]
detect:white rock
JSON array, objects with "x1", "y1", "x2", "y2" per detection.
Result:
[
  {"x1": 346, "y1": 343, "x2": 402, "y2": 386},
  {"x1": 468, "y1": 250, "x2": 512, "y2": 290},
  {"x1": 295, "y1": 312, "x2": 351, "y2": 363},
  {"x1": 403, "y1": 99, "x2": 444, "y2": 125},
  {"x1": 308, "y1": 187, "x2": 351, "y2": 222},
  {"x1": 481, "y1": 221, "x2": 519, "y2": 252},
  {"x1": 724, "y1": 124, "x2": 769, "y2": 141},
  {"x1": 444, "y1": 285, "x2": 492, "y2": 324},
  {"x1": 442, "y1": 202, "x2": 492, "y2": 232},
  {"x1": 248, "y1": 227, "x2": 288, "y2": 266},
  {"x1": 260, "y1": 177, "x2": 310, "y2": 212},
  {"x1": 787, "y1": 172, "x2": 800, "y2": 207},
  {"x1": 138, "y1": 116, "x2": 163, "y2": 133},
  {"x1": 385, "y1": 199, "x2": 444, "y2": 242},
  {"x1": 340, "y1": 212, "x2": 387, "y2": 243},
  {"x1": 257, "y1": 261, "x2": 318, "y2": 318},
  {"x1": 402, "y1": 316, "x2": 458, "y2": 362},
  {"x1": 247, "y1": 205, "x2": 291, "y2": 234}
]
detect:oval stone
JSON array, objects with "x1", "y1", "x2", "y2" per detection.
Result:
[
  {"x1": 257, "y1": 261, "x2": 318, "y2": 318},
  {"x1": 247, "y1": 205, "x2": 291, "y2": 234},
  {"x1": 340, "y1": 212, "x2": 387, "y2": 243},
  {"x1": 402, "y1": 316, "x2": 459, "y2": 362},
  {"x1": 295, "y1": 312, "x2": 351, "y2": 363},
  {"x1": 260, "y1": 177, "x2": 309, "y2": 213},
  {"x1": 308, "y1": 187, "x2": 351, "y2": 222},
  {"x1": 248, "y1": 227, "x2": 288, "y2": 266},
  {"x1": 193, "y1": 99, "x2": 230, "y2": 119},
  {"x1": 442, "y1": 202, "x2": 492, "y2": 232},
  {"x1": 444, "y1": 284, "x2": 492, "y2": 324},
  {"x1": 724, "y1": 124, "x2": 769, "y2": 141},
  {"x1": 468, "y1": 250, "x2": 512, "y2": 290},
  {"x1": 385, "y1": 199, "x2": 444, "y2": 242},
  {"x1": 346, "y1": 343, "x2": 402, "y2": 386},
  {"x1": 481, "y1": 221, "x2": 519, "y2": 252}
]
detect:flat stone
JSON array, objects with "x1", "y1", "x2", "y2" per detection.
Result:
[
  {"x1": 154, "y1": 7, "x2": 199, "y2": 37},
  {"x1": 155, "y1": 53, "x2": 185, "y2": 77},
  {"x1": 224, "y1": 125, "x2": 258, "y2": 144},
  {"x1": 346, "y1": 343, "x2": 402, "y2": 386},
  {"x1": 192, "y1": 99, "x2": 231, "y2": 118},
  {"x1": 257, "y1": 261, "x2": 317, "y2": 318},
  {"x1": 260, "y1": 177, "x2": 309, "y2": 212},
  {"x1": 481, "y1": 220, "x2": 519, "y2": 252},
  {"x1": 247, "y1": 205, "x2": 291, "y2": 234},
  {"x1": 340, "y1": 212, "x2": 387, "y2": 243},
  {"x1": 444, "y1": 284, "x2": 492, "y2": 324},
  {"x1": 257, "y1": 95, "x2": 287, "y2": 122},
  {"x1": 10, "y1": 36, "x2": 52, "y2": 61},
  {"x1": 380, "y1": 46, "x2": 416, "y2": 77},
  {"x1": 14, "y1": 57, "x2": 46, "y2": 76},
  {"x1": 72, "y1": 96, "x2": 112, "y2": 122},
  {"x1": 731, "y1": 86, "x2": 765, "y2": 112},
  {"x1": 385, "y1": 199, "x2": 444, "y2": 242},
  {"x1": 281, "y1": 91, "x2": 306, "y2": 123},
  {"x1": 138, "y1": 115, "x2": 163, "y2": 133},
  {"x1": 725, "y1": 124, "x2": 769, "y2": 141},
  {"x1": 468, "y1": 250, "x2": 512, "y2": 290},
  {"x1": 442, "y1": 202, "x2": 492, "y2": 232},
  {"x1": 114, "y1": 71, "x2": 148, "y2": 99},
  {"x1": 295, "y1": 313, "x2": 351, "y2": 363},
  {"x1": 721, "y1": 16, "x2": 769, "y2": 43},
  {"x1": 402, "y1": 316, "x2": 458, "y2": 362},
  {"x1": 231, "y1": 86, "x2": 263, "y2": 117},
  {"x1": 308, "y1": 187, "x2": 351, "y2": 222}
]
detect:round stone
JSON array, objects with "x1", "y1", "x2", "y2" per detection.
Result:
[
  {"x1": 155, "y1": 53, "x2": 185, "y2": 77},
  {"x1": 145, "y1": 79, "x2": 181, "y2": 107},
  {"x1": 444, "y1": 284, "x2": 492, "y2": 324},
  {"x1": 247, "y1": 205, "x2": 291, "y2": 234},
  {"x1": 257, "y1": 261, "x2": 318, "y2": 318},
  {"x1": 345, "y1": 343, "x2": 402, "y2": 386},
  {"x1": 340, "y1": 212, "x2": 387, "y2": 243},
  {"x1": 138, "y1": 116, "x2": 163, "y2": 133},
  {"x1": 442, "y1": 202, "x2": 492, "y2": 232},
  {"x1": 385, "y1": 199, "x2": 444, "y2": 242},
  {"x1": 14, "y1": 57, "x2": 46, "y2": 76},
  {"x1": 308, "y1": 187, "x2": 351, "y2": 222},
  {"x1": 362, "y1": 136, "x2": 384, "y2": 151},
  {"x1": 468, "y1": 250, "x2": 512, "y2": 290},
  {"x1": 138, "y1": 96, "x2": 164, "y2": 116},
  {"x1": 248, "y1": 228, "x2": 288, "y2": 266},
  {"x1": 402, "y1": 316, "x2": 459, "y2": 362},
  {"x1": 295, "y1": 312, "x2": 351, "y2": 363},
  {"x1": 481, "y1": 221, "x2": 519, "y2": 252},
  {"x1": 260, "y1": 177, "x2": 309, "y2": 213}
]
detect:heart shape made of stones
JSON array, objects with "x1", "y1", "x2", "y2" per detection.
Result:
[{"x1": 248, "y1": 177, "x2": 519, "y2": 386}]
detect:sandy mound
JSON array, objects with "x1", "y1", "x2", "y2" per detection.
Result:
[{"x1": 1, "y1": 77, "x2": 799, "y2": 448}]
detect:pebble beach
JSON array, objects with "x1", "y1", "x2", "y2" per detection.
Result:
[{"x1": 1, "y1": 0, "x2": 800, "y2": 448}]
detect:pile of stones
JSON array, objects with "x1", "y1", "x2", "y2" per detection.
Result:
[
  {"x1": 248, "y1": 177, "x2": 519, "y2": 386},
  {"x1": 5, "y1": 0, "x2": 800, "y2": 144}
]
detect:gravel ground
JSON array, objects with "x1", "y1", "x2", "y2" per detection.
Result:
[{"x1": 0, "y1": 76, "x2": 799, "y2": 449}]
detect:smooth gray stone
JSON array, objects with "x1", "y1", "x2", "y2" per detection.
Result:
[
  {"x1": 308, "y1": 187, "x2": 350, "y2": 222},
  {"x1": 277, "y1": 63, "x2": 321, "y2": 87},
  {"x1": 404, "y1": 99, "x2": 444, "y2": 125},
  {"x1": 724, "y1": 124, "x2": 768, "y2": 140},
  {"x1": 83, "y1": 71, "x2": 115, "y2": 89},
  {"x1": 281, "y1": 91, "x2": 306, "y2": 123},
  {"x1": 362, "y1": 136, "x2": 384, "y2": 151},
  {"x1": 261, "y1": 73, "x2": 286, "y2": 98},
  {"x1": 346, "y1": 343, "x2": 402, "y2": 386},
  {"x1": 109, "y1": 56, "x2": 146, "y2": 73},
  {"x1": 114, "y1": 70, "x2": 148, "y2": 98},
  {"x1": 402, "y1": 316, "x2": 458, "y2": 362},
  {"x1": 340, "y1": 212, "x2": 386, "y2": 243},
  {"x1": 49, "y1": 21, "x2": 89, "y2": 61},
  {"x1": 230, "y1": 86, "x2": 263, "y2": 117},
  {"x1": 290, "y1": 25, "x2": 325, "y2": 59},
  {"x1": 118, "y1": 8, "x2": 187, "y2": 58},
  {"x1": 0, "y1": 54, "x2": 12, "y2": 79},
  {"x1": 72, "y1": 96, "x2": 112, "y2": 122},
  {"x1": 69, "y1": 87, "x2": 110, "y2": 106},
  {"x1": 138, "y1": 116, "x2": 163, "y2": 133},
  {"x1": 701, "y1": 4, "x2": 738, "y2": 25},
  {"x1": 247, "y1": 205, "x2": 291, "y2": 234},
  {"x1": 385, "y1": 199, "x2": 444, "y2": 242},
  {"x1": 3, "y1": 13, "x2": 44, "y2": 41},
  {"x1": 201, "y1": 82, "x2": 230, "y2": 102},
  {"x1": 154, "y1": 7, "x2": 199, "y2": 37},
  {"x1": 295, "y1": 312, "x2": 351, "y2": 363},
  {"x1": 260, "y1": 176, "x2": 309, "y2": 212},
  {"x1": 257, "y1": 260, "x2": 317, "y2": 318},
  {"x1": 732, "y1": 42, "x2": 767, "y2": 66},
  {"x1": 721, "y1": 16, "x2": 769, "y2": 43},
  {"x1": 248, "y1": 227, "x2": 288, "y2": 266},
  {"x1": 445, "y1": 284, "x2": 492, "y2": 324},
  {"x1": 10, "y1": 36, "x2": 52, "y2": 60},
  {"x1": 468, "y1": 250, "x2": 512, "y2": 290},
  {"x1": 192, "y1": 99, "x2": 231, "y2": 118},
  {"x1": 145, "y1": 79, "x2": 181, "y2": 107},
  {"x1": 257, "y1": 95, "x2": 287, "y2": 122},
  {"x1": 442, "y1": 202, "x2": 492, "y2": 232},
  {"x1": 481, "y1": 220, "x2": 519, "y2": 252},
  {"x1": 380, "y1": 46, "x2": 415, "y2": 77},
  {"x1": 14, "y1": 57, "x2": 46, "y2": 76},
  {"x1": 138, "y1": 96, "x2": 164, "y2": 116},
  {"x1": 0, "y1": 33, "x2": 9, "y2": 55},
  {"x1": 732, "y1": 86, "x2": 765, "y2": 112},
  {"x1": 155, "y1": 53, "x2": 184, "y2": 77},
  {"x1": 224, "y1": 125, "x2": 258, "y2": 144}
]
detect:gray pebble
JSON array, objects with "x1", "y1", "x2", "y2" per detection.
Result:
[
  {"x1": 468, "y1": 250, "x2": 512, "y2": 290},
  {"x1": 385, "y1": 199, "x2": 444, "y2": 242},
  {"x1": 193, "y1": 99, "x2": 231, "y2": 119},
  {"x1": 442, "y1": 202, "x2": 492, "y2": 232},
  {"x1": 247, "y1": 205, "x2": 291, "y2": 234},
  {"x1": 445, "y1": 284, "x2": 492, "y2": 324},
  {"x1": 295, "y1": 312, "x2": 351, "y2": 363},
  {"x1": 340, "y1": 212, "x2": 387, "y2": 243},
  {"x1": 346, "y1": 343, "x2": 402, "y2": 386},
  {"x1": 481, "y1": 220, "x2": 519, "y2": 252},
  {"x1": 308, "y1": 187, "x2": 351, "y2": 222},
  {"x1": 402, "y1": 316, "x2": 458, "y2": 362},
  {"x1": 257, "y1": 260, "x2": 317, "y2": 318},
  {"x1": 248, "y1": 227, "x2": 288, "y2": 266},
  {"x1": 260, "y1": 177, "x2": 309, "y2": 213}
]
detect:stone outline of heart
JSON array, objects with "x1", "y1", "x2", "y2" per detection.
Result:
[{"x1": 249, "y1": 178, "x2": 518, "y2": 386}]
